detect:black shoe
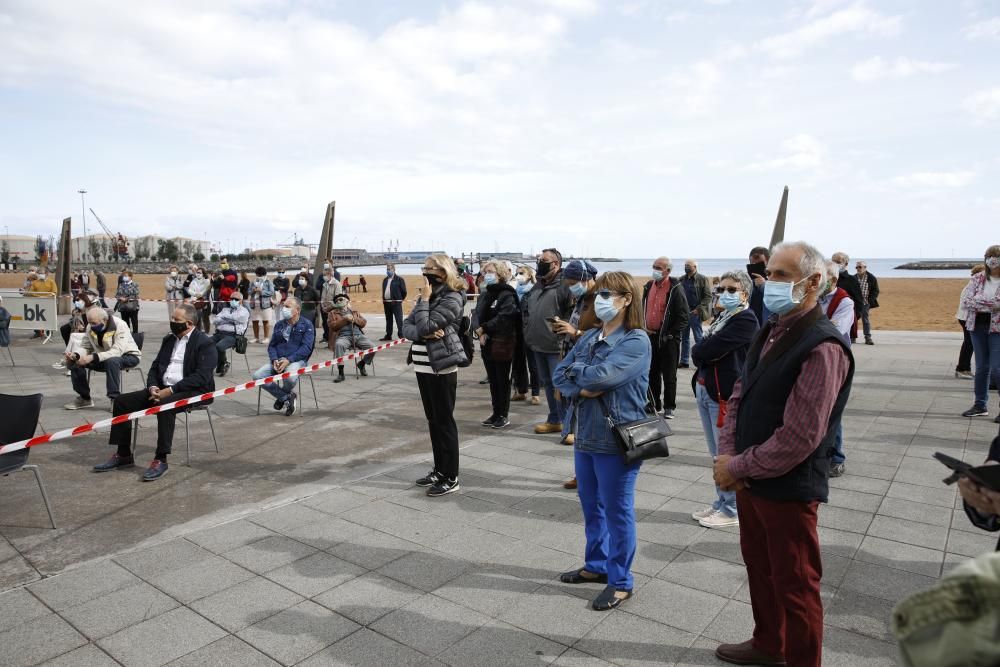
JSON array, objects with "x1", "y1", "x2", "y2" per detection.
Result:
[
  {"x1": 359, "y1": 364, "x2": 368, "y2": 377},
  {"x1": 559, "y1": 568, "x2": 608, "y2": 585},
  {"x1": 663, "y1": 409, "x2": 674, "y2": 419},
  {"x1": 334, "y1": 368, "x2": 346, "y2": 383},
  {"x1": 379, "y1": 336, "x2": 392, "y2": 342},
  {"x1": 491, "y1": 416, "x2": 510, "y2": 429},
  {"x1": 415, "y1": 470, "x2": 441, "y2": 487},
  {"x1": 963, "y1": 405, "x2": 989, "y2": 417},
  {"x1": 830, "y1": 462, "x2": 846, "y2": 477},
  {"x1": 865, "y1": 338, "x2": 874, "y2": 346},
  {"x1": 481, "y1": 415, "x2": 499, "y2": 427},
  {"x1": 678, "y1": 363, "x2": 690, "y2": 369},
  {"x1": 591, "y1": 585, "x2": 632, "y2": 611},
  {"x1": 284, "y1": 393, "x2": 297, "y2": 416},
  {"x1": 995, "y1": 413, "x2": 1000, "y2": 424},
  {"x1": 479, "y1": 378, "x2": 489, "y2": 384},
  {"x1": 427, "y1": 478, "x2": 460, "y2": 497},
  {"x1": 94, "y1": 453, "x2": 135, "y2": 472}
]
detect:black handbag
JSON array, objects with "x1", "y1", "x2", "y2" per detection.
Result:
[
  {"x1": 234, "y1": 312, "x2": 250, "y2": 354},
  {"x1": 597, "y1": 395, "x2": 671, "y2": 465}
]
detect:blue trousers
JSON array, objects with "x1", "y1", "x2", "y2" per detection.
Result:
[
  {"x1": 695, "y1": 383, "x2": 737, "y2": 516},
  {"x1": 575, "y1": 449, "x2": 641, "y2": 590},
  {"x1": 680, "y1": 313, "x2": 704, "y2": 365},
  {"x1": 832, "y1": 420, "x2": 845, "y2": 465},
  {"x1": 533, "y1": 350, "x2": 565, "y2": 425},
  {"x1": 969, "y1": 322, "x2": 1000, "y2": 409},
  {"x1": 253, "y1": 361, "x2": 304, "y2": 402}
]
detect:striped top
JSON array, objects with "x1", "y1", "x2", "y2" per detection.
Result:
[{"x1": 411, "y1": 342, "x2": 458, "y2": 375}]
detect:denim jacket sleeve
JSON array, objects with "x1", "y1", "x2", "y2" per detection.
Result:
[
  {"x1": 557, "y1": 330, "x2": 650, "y2": 395},
  {"x1": 552, "y1": 339, "x2": 584, "y2": 399}
]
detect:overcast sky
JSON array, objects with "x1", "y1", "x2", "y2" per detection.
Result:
[{"x1": 1, "y1": 0, "x2": 997, "y2": 259}]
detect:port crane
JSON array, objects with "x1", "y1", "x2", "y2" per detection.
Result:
[{"x1": 89, "y1": 208, "x2": 130, "y2": 261}]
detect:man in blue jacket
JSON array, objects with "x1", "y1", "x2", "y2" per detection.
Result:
[{"x1": 252, "y1": 296, "x2": 314, "y2": 416}]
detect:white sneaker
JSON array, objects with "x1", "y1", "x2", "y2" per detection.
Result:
[
  {"x1": 52, "y1": 361, "x2": 66, "y2": 369},
  {"x1": 253, "y1": 338, "x2": 261, "y2": 344},
  {"x1": 691, "y1": 507, "x2": 716, "y2": 521},
  {"x1": 699, "y1": 510, "x2": 739, "y2": 529},
  {"x1": 64, "y1": 397, "x2": 95, "y2": 410},
  {"x1": 261, "y1": 337, "x2": 270, "y2": 344}
]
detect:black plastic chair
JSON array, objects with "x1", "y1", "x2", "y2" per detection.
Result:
[
  {"x1": 0, "y1": 393, "x2": 56, "y2": 528},
  {"x1": 0, "y1": 312, "x2": 12, "y2": 366}
]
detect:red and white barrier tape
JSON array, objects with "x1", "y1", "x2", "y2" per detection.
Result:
[{"x1": 0, "y1": 338, "x2": 410, "y2": 456}]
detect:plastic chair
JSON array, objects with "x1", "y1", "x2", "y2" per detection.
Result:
[
  {"x1": 0, "y1": 393, "x2": 56, "y2": 528},
  {"x1": 131, "y1": 403, "x2": 220, "y2": 467},
  {"x1": 256, "y1": 372, "x2": 319, "y2": 416},
  {"x1": 88, "y1": 331, "x2": 146, "y2": 392}
]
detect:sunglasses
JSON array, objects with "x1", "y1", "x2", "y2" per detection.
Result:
[
  {"x1": 715, "y1": 286, "x2": 740, "y2": 294},
  {"x1": 596, "y1": 289, "x2": 625, "y2": 299}
]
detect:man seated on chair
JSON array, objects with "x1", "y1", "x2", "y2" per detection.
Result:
[
  {"x1": 328, "y1": 293, "x2": 375, "y2": 383},
  {"x1": 64, "y1": 307, "x2": 141, "y2": 411},
  {"x1": 253, "y1": 296, "x2": 314, "y2": 416},
  {"x1": 211, "y1": 292, "x2": 249, "y2": 377},
  {"x1": 94, "y1": 304, "x2": 217, "y2": 481}
]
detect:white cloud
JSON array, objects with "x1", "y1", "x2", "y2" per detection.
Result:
[
  {"x1": 851, "y1": 56, "x2": 956, "y2": 82},
  {"x1": 759, "y1": 2, "x2": 902, "y2": 59},
  {"x1": 743, "y1": 134, "x2": 827, "y2": 171},
  {"x1": 659, "y1": 60, "x2": 723, "y2": 118},
  {"x1": 891, "y1": 171, "x2": 976, "y2": 188},
  {"x1": 965, "y1": 88, "x2": 1000, "y2": 123},
  {"x1": 965, "y1": 17, "x2": 1000, "y2": 40}
]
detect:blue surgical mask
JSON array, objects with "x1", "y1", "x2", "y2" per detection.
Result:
[
  {"x1": 483, "y1": 273, "x2": 498, "y2": 286},
  {"x1": 719, "y1": 292, "x2": 743, "y2": 312},
  {"x1": 763, "y1": 278, "x2": 808, "y2": 315},
  {"x1": 74, "y1": 300, "x2": 84, "y2": 310},
  {"x1": 568, "y1": 282, "x2": 587, "y2": 298},
  {"x1": 91, "y1": 324, "x2": 105, "y2": 335},
  {"x1": 280, "y1": 307, "x2": 293, "y2": 320},
  {"x1": 516, "y1": 282, "x2": 529, "y2": 297},
  {"x1": 594, "y1": 294, "x2": 619, "y2": 322},
  {"x1": 651, "y1": 270, "x2": 664, "y2": 282},
  {"x1": 386, "y1": 269, "x2": 394, "y2": 277},
  {"x1": 230, "y1": 300, "x2": 241, "y2": 309}
]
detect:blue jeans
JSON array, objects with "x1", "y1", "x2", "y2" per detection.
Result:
[
  {"x1": 575, "y1": 449, "x2": 641, "y2": 590},
  {"x1": 680, "y1": 313, "x2": 704, "y2": 365},
  {"x1": 832, "y1": 421, "x2": 846, "y2": 464},
  {"x1": 695, "y1": 383, "x2": 737, "y2": 517},
  {"x1": 970, "y1": 322, "x2": 1000, "y2": 409},
  {"x1": 533, "y1": 350, "x2": 564, "y2": 425},
  {"x1": 253, "y1": 361, "x2": 305, "y2": 403}
]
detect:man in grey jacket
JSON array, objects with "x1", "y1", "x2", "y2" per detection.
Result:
[
  {"x1": 680, "y1": 259, "x2": 713, "y2": 368},
  {"x1": 522, "y1": 248, "x2": 574, "y2": 434}
]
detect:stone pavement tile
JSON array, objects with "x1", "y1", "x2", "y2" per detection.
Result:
[
  {"x1": 636, "y1": 517, "x2": 706, "y2": 550},
  {"x1": 340, "y1": 500, "x2": 464, "y2": 547},
  {"x1": 840, "y1": 559, "x2": 939, "y2": 602},
  {"x1": 301, "y1": 627, "x2": 429, "y2": 666},
  {"x1": 113, "y1": 538, "x2": 214, "y2": 580},
  {"x1": 511, "y1": 491, "x2": 587, "y2": 521},
  {"x1": 826, "y1": 488, "x2": 884, "y2": 513},
  {"x1": 946, "y1": 527, "x2": 999, "y2": 557},
  {"x1": 376, "y1": 549, "x2": 472, "y2": 592},
  {"x1": 0, "y1": 587, "x2": 50, "y2": 633},
  {"x1": 475, "y1": 507, "x2": 558, "y2": 542},
  {"x1": 264, "y1": 551, "x2": 365, "y2": 598},
  {"x1": 389, "y1": 492, "x2": 501, "y2": 525},
  {"x1": 434, "y1": 525, "x2": 524, "y2": 563},
  {"x1": 190, "y1": 576, "x2": 304, "y2": 633},
  {"x1": 464, "y1": 478, "x2": 545, "y2": 508},
  {"x1": 166, "y1": 635, "x2": 280, "y2": 666},
  {"x1": 60, "y1": 581, "x2": 179, "y2": 640},
  {"x1": 0, "y1": 612, "x2": 87, "y2": 667},
  {"x1": 942, "y1": 552, "x2": 971, "y2": 575},
  {"x1": 878, "y1": 496, "x2": 954, "y2": 527},
  {"x1": 849, "y1": 462, "x2": 900, "y2": 482},
  {"x1": 281, "y1": 516, "x2": 387, "y2": 551},
  {"x1": 0, "y1": 539, "x2": 40, "y2": 592},
  {"x1": 38, "y1": 643, "x2": 119, "y2": 666},
  {"x1": 185, "y1": 519, "x2": 277, "y2": 555},
  {"x1": 97, "y1": 607, "x2": 226, "y2": 667},
  {"x1": 886, "y1": 480, "x2": 956, "y2": 508},
  {"x1": 820, "y1": 553, "x2": 853, "y2": 589},
  {"x1": 574, "y1": 609, "x2": 697, "y2": 667},
  {"x1": 674, "y1": 636, "x2": 727, "y2": 667},
  {"x1": 653, "y1": 497, "x2": 711, "y2": 524},
  {"x1": 313, "y1": 572, "x2": 424, "y2": 626},
  {"x1": 370, "y1": 593, "x2": 491, "y2": 657},
  {"x1": 486, "y1": 542, "x2": 578, "y2": 584},
  {"x1": 630, "y1": 490, "x2": 670, "y2": 519},
  {"x1": 818, "y1": 504, "x2": 874, "y2": 534},
  {"x1": 147, "y1": 555, "x2": 255, "y2": 604},
  {"x1": 552, "y1": 648, "x2": 615, "y2": 666},
  {"x1": 848, "y1": 448, "x2": 904, "y2": 468},
  {"x1": 701, "y1": 599, "x2": 754, "y2": 644},
  {"x1": 855, "y1": 536, "x2": 943, "y2": 577},
  {"x1": 345, "y1": 473, "x2": 414, "y2": 499},
  {"x1": 656, "y1": 552, "x2": 746, "y2": 598},
  {"x1": 326, "y1": 527, "x2": 425, "y2": 569},
  {"x1": 649, "y1": 478, "x2": 707, "y2": 501},
  {"x1": 624, "y1": 579, "x2": 728, "y2": 635},
  {"x1": 247, "y1": 503, "x2": 330, "y2": 533},
  {"x1": 825, "y1": 590, "x2": 896, "y2": 642},
  {"x1": 28, "y1": 560, "x2": 139, "y2": 612},
  {"x1": 951, "y1": 508, "x2": 988, "y2": 534},
  {"x1": 301, "y1": 488, "x2": 374, "y2": 516},
  {"x1": 685, "y1": 527, "x2": 743, "y2": 565},
  {"x1": 497, "y1": 585, "x2": 606, "y2": 645},
  {"x1": 828, "y1": 475, "x2": 890, "y2": 496},
  {"x1": 866, "y1": 515, "x2": 948, "y2": 550},
  {"x1": 433, "y1": 567, "x2": 543, "y2": 618},
  {"x1": 821, "y1": 626, "x2": 899, "y2": 666},
  {"x1": 817, "y1": 526, "x2": 864, "y2": 560},
  {"x1": 223, "y1": 534, "x2": 318, "y2": 574},
  {"x1": 643, "y1": 461, "x2": 710, "y2": 483},
  {"x1": 631, "y1": 541, "x2": 681, "y2": 578},
  {"x1": 440, "y1": 619, "x2": 566, "y2": 666},
  {"x1": 237, "y1": 600, "x2": 360, "y2": 666}
]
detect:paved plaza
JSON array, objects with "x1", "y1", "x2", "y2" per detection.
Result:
[{"x1": 0, "y1": 313, "x2": 997, "y2": 666}]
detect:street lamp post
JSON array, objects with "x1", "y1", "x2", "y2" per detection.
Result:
[{"x1": 77, "y1": 189, "x2": 88, "y2": 263}]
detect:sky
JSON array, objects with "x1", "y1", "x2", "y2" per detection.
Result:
[{"x1": 1, "y1": 0, "x2": 997, "y2": 259}]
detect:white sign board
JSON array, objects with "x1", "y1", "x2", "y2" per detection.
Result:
[{"x1": 1, "y1": 292, "x2": 59, "y2": 330}]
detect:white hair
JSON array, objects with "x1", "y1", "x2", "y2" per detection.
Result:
[
  {"x1": 719, "y1": 269, "x2": 752, "y2": 295},
  {"x1": 773, "y1": 241, "x2": 827, "y2": 281}
]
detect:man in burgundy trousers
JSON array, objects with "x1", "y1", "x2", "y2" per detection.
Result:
[{"x1": 713, "y1": 241, "x2": 854, "y2": 667}]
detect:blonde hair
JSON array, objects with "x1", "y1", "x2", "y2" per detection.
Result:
[
  {"x1": 594, "y1": 271, "x2": 643, "y2": 331},
  {"x1": 481, "y1": 260, "x2": 511, "y2": 283},
  {"x1": 985, "y1": 245, "x2": 1000, "y2": 258},
  {"x1": 516, "y1": 265, "x2": 536, "y2": 283},
  {"x1": 425, "y1": 254, "x2": 467, "y2": 292}
]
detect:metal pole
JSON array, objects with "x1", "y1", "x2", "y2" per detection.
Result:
[{"x1": 77, "y1": 189, "x2": 88, "y2": 263}]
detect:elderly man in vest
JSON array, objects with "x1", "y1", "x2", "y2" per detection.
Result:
[{"x1": 712, "y1": 241, "x2": 854, "y2": 667}]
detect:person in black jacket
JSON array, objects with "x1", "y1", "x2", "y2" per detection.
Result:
[
  {"x1": 958, "y1": 427, "x2": 1000, "y2": 551},
  {"x1": 380, "y1": 264, "x2": 408, "y2": 341},
  {"x1": 831, "y1": 252, "x2": 864, "y2": 343},
  {"x1": 93, "y1": 303, "x2": 217, "y2": 482},
  {"x1": 475, "y1": 261, "x2": 519, "y2": 429},
  {"x1": 642, "y1": 257, "x2": 689, "y2": 418},
  {"x1": 690, "y1": 270, "x2": 759, "y2": 529},
  {"x1": 746, "y1": 246, "x2": 770, "y2": 325},
  {"x1": 853, "y1": 260, "x2": 880, "y2": 346}
]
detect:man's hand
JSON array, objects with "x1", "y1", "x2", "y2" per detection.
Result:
[
  {"x1": 714, "y1": 454, "x2": 738, "y2": 490},
  {"x1": 958, "y1": 461, "x2": 1000, "y2": 516},
  {"x1": 553, "y1": 320, "x2": 577, "y2": 336},
  {"x1": 751, "y1": 274, "x2": 765, "y2": 287},
  {"x1": 273, "y1": 358, "x2": 289, "y2": 373},
  {"x1": 77, "y1": 353, "x2": 93, "y2": 367},
  {"x1": 579, "y1": 389, "x2": 603, "y2": 398},
  {"x1": 691, "y1": 308, "x2": 699, "y2": 315},
  {"x1": 421, "y1": 278, "x2": 433, "y2": 301}
]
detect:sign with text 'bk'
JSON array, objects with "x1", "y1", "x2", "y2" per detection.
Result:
[{"x1": 3, "y1": 293, "x2": 58, "y2": 330}]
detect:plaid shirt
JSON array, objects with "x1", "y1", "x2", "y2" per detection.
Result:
[
  {"x1": 719, "y1": 307, "x2": 851, "y2": 481},
  {"x1": 857, "y1": 273, "x2": 870, "y2": 305}
]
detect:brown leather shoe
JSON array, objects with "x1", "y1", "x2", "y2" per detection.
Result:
[
  {"x1": 511, "y1": 392, "x2": 527, "y2": 402},
  {"x1": 561, "y1": 434, "x2": 575, "y2": 446},
  {"x1": 534, "y1": 422, "x2": 563, "y2": 434},
  {"x1": 715, "y1": 640, "x2": 785, "y2": 666},
  {"x1": 562, "y1": 477, "x2": 577, "y2": 490}
]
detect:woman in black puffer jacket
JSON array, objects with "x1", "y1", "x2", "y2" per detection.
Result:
[
  {"x1": 402, "y1": 254, "x2": 468, "y2": 498},
  {"x1": 475, "y1": 261, "x2": 519, "y2": 430}
]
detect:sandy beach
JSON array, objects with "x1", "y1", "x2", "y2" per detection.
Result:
[{"x1": 0, "y1": 272, "x2": 969, "y2": 332}]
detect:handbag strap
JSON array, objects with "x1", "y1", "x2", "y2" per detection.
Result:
[{"x1": 713, "y1": 366, "x2": 724, "y2": 403}]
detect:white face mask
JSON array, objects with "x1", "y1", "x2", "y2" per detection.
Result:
[
  {"x1": 298, "y1": 278, "x2": 306, "y2": 286},
  {"x1": 170, "y1": 271, "x2": 178, "y2": 277},
  {"x1": 515, "y1": 274, "x2": 528, "y2": 284},
  {"x1": 38, "y1": 273, "x2": 46, "y2": 280}
]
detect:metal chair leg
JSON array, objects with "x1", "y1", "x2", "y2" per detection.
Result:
[
  {"x1": 5, "y1": 346, "x2": 13, "y2": 366},
  {"x1": 206, "y1": 408, "x2": 220, "y2": 453},
  {"x1": 242, "y1": 351, "x2": 251, "y2": 374},
  {"x1": 23, "y1": 465, "x2": 56, "y2": 529},
  {"x1": 310, "y1": 374, "x2": 319, "y2": 410},
  {"x1": 185, "y1": 410, "x2": 191, "y2": 467},
  {"x1": 256, "y1": 387, "x2": 262, "y2": 415}
]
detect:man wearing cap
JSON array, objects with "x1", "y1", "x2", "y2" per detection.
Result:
[{"x1": 328, "y1": 293, "x2": 375, "y2": 383}]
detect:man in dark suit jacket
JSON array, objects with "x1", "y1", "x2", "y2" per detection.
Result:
[
  {"x1": 93, "y1": 303, "x2": 217, "y2": 481},
  {"x1": 642, "y1": 257, "x2": 689, "y2": 418},
  {"x1": 380, "y1": 264, "x2": 408, "y2": 341}
]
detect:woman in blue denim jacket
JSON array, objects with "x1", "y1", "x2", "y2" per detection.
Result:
[{"x1": 552, "y1": 271, "x2": 651, "y2": 611}]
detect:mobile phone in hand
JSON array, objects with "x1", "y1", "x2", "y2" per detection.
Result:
[{"x1": 934, "y1": 452, "x2": 1000, "y2": 491}]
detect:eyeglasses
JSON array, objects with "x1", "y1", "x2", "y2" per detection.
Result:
[
  {"x1": 715, "y1": 286, "x2": 740, "y2": 294},
  {"x1": 596, "y1": 289, "x2": 625, "y2": 299}
]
